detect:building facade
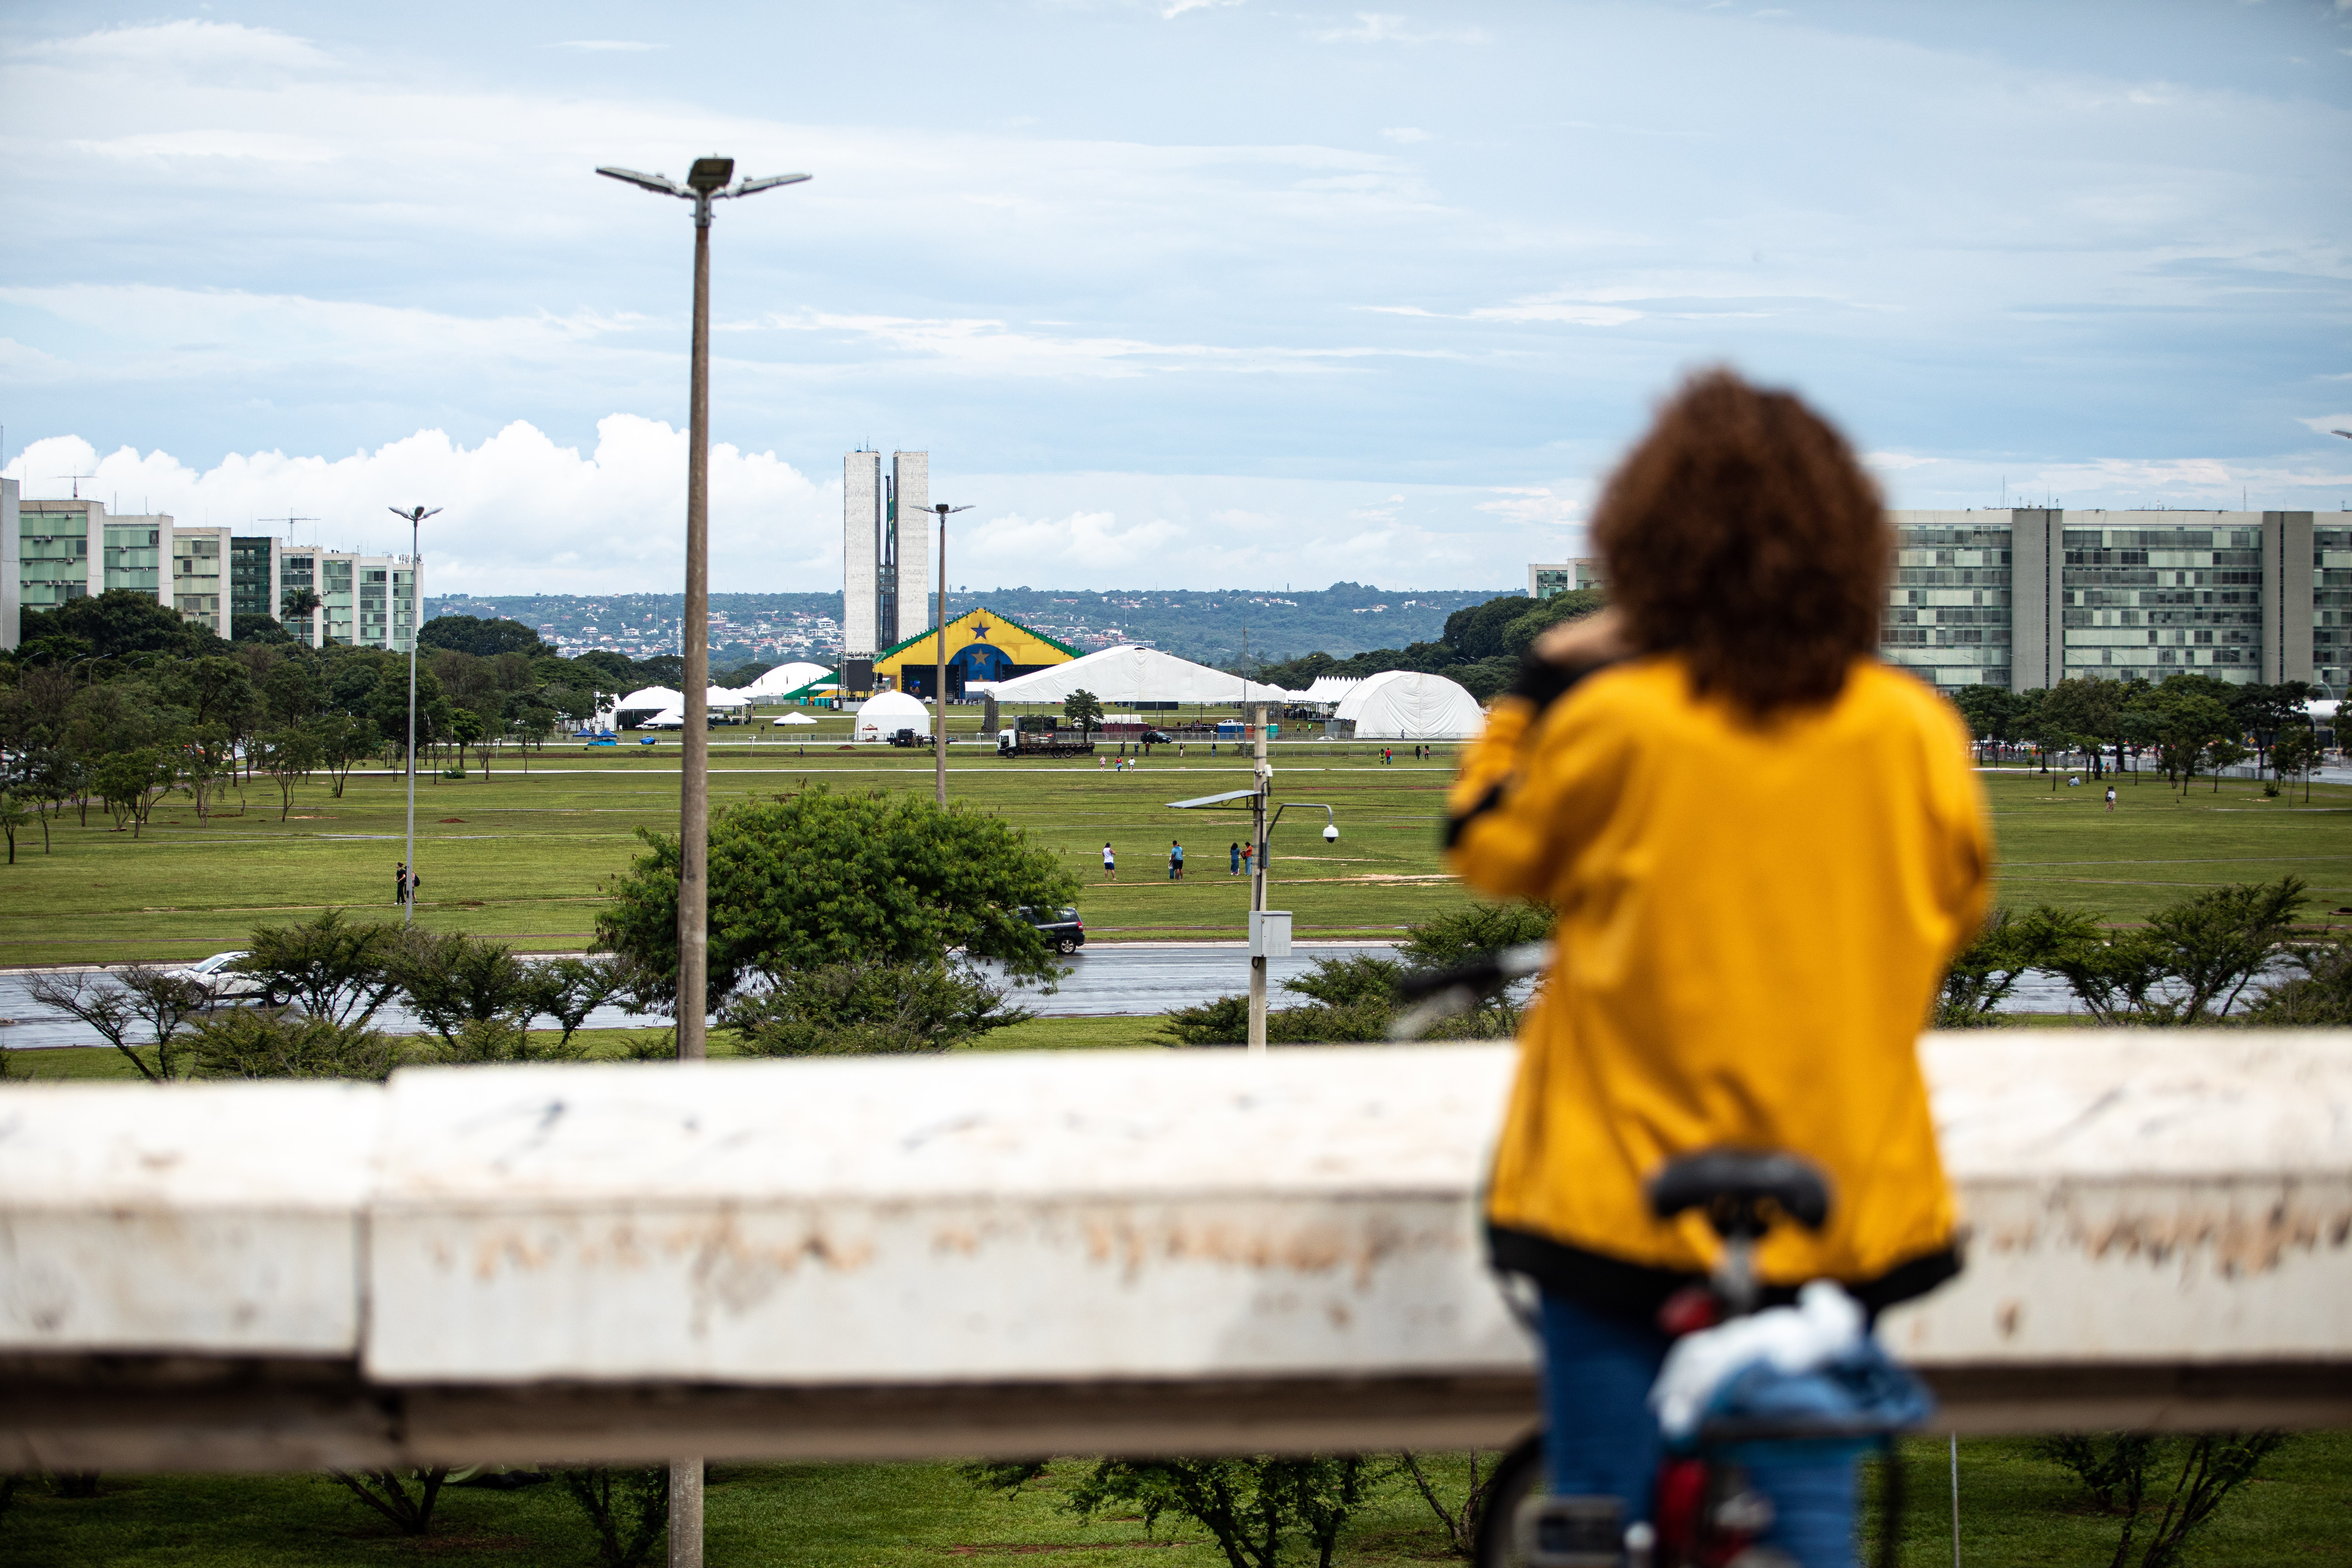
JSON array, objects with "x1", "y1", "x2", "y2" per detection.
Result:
[
  {"x1": 9, "y1": 498, "x2": 418, "y2": 652},
  {"x1": 1884, "y1": 509, "x2": 2330, "y2": 694},
  {"x1": 842, "y1": 450, "x2": 931, "y2": 685},
  {"x1": 874, "y1": 607, "x2": 1079, "y2": 701},
  {"x1": 1529, "y1": 559, "x2": 1605, "y2": 599}
]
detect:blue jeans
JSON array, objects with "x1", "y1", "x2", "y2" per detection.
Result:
[{"x1": 1539, "y1": 1291, "x2": 1858, "y2": 1567}]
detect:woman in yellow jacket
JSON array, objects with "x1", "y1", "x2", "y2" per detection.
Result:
[{"x1": 1447, "y1": 370, "x2": 1989, "y2": 1564}]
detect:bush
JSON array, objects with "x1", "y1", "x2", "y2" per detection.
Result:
[
  {"x1": 1158, "y1": 953, "x2": 1520, "y2": 1046},
  {"x1": 1933, "y1": 905, "x2": 2102, "y2": 1028},
  {"x1": 596, "y1": 786, "x2": 1079, "y2": 1011},
  {"x1": 188, "y1": 1008, "x2": 407, "y2": 1081},
  {"x1": 1396, "y1": 902, "x2": 1553, "y2": 969},
  {"x1": 2241, "y1": 934, "x2": 2352, "y2": 1026},
  {"x1": 720, "y1": 960, "x2": 1033, "y2": 1056}
]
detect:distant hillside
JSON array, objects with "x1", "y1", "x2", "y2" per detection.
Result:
[{"x1": 424, "y1": 582, "x2": 1514, "y2": 672}]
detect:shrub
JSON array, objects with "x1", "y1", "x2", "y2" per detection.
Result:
[
  {"x1": 720, "y1": 960, "x2": 1033, "y2": 1056},
  {"x1": 188, "y1": 1009, "x2": 406, "y2": 1081},
  {"x1": 1396, "y1": 902, "x2": 1553, "y2": 969},
  {"x1": 2240, "y1": 934, "x2": 2352, "y2": 1026},
  {"x1": 1933, "y1": 905, "x2": 2101, "y2": 1028}
]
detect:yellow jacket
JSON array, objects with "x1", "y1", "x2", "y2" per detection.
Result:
[{"x1": 1448, "y1": 655, "x2": 1989, "y2": 1317}]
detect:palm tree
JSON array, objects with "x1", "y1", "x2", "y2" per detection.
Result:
[{"x1": 281, "y1": 586, "x2": 324, "y2": 642}]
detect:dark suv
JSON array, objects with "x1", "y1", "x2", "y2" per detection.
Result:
[{"x1": 1023, "y1": 906, "x2": 1086, "y2": 954}]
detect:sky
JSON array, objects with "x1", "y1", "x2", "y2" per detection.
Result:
[{"x1": 2, "y1": 0, "x2": 2347, "y2": 596}]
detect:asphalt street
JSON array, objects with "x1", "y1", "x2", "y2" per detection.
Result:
[{"x1": 0, "y1": 943, "x2": 1409, "y2": 1051}]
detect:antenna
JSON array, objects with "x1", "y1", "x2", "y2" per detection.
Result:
[{"x1": 259, "y1": 515, "x2": 319, "y2": 543}]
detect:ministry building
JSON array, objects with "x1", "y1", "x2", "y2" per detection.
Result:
[
  {"x1": 5, "y1": 490, "x2": 419, "y2": 654},
  {"x1": 1536, "y1": 510, "x2": 2340, "y2": 696}
]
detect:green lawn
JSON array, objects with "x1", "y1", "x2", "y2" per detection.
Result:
[
  {"x1": 7, "y1": 1438, "x2": 2349, "y2": 1566},
  {"x1": 2, "y1": 728, "x2": 2344, "y2": 968}
]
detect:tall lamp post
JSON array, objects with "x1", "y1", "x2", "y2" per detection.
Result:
[
  {"x1": 926, "y1": 502, "x2": 971, "y2": 806},
  {"x1": 388, "y1": 505, "x2": 439, "y2": 927},
  {"x1": 597, "y1": 153, "x2": 808, "y2": 1568}
]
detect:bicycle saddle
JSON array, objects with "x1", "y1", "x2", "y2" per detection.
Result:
[{"x1": 1646, "y1": 1148, "x2": 1831, "y2": 1240}]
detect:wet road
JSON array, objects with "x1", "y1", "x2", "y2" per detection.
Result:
[
  {"x1": 0, "y1": 943, "x2": 1405, "y2": 1050},
  {"x1": 0, "y1": 946, "x2": 2177, "y2": 1052}
]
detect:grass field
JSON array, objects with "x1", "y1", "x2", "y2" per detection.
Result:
[
  {"x1": 2, "y1": 710, "x2": 2345, "y2": 968},
  {"x1": 5, "y1": 1436, "x2": 2348, "y2": 1566}
]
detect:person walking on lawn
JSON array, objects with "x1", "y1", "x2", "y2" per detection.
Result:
[
  {"x1": 1169, "y1": 839, "x2": 1185, "y2": 881},
  {"x1": 1230, "y1": 840, "x2": 1242, "y2": 875},
  {"x1": 395, "y1": 862, "x2": 408, "y2": 905},
  {"x1": 1102, "y1": 841, "x2": 1116, "y2": 882}
]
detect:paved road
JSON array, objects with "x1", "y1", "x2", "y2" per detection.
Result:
[
  {"x1": 0, "y1": 947, "x2": 2221, "y2": 1052},
  {"x1": 0, "y1": 943, "x2": 1402, "y2": 1050}
]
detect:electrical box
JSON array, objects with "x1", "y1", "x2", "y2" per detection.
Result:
[{"x1": 1248, "y1": 910, "x2": 1293, "y2": 959}]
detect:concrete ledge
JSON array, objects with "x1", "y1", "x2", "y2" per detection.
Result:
[{"x1": 4, "y1": 1033, "x2": 2349, "y2": 1468}]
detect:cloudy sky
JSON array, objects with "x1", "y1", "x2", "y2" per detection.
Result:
[{"x1": 3, "y1": 1, "x2": 2347, "y2": 596}]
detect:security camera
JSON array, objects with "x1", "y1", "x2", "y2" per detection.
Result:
[{"x1": 1322, "y1": 822, "x2": 1340, "y2": 843}]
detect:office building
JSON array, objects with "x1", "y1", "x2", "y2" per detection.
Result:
[
  {"x1": 1883, "y1": 509, "x2": 2331, "y2": 694},
  {"x1": 841, "y1": 449, "x2": 930, "y2": 696},
  {"x1": 1529, "y1": 559, "x2": 1605, "y2": 599},
  {"x1": 10, "y1": 497, "x2": 418, "y2": 653}
]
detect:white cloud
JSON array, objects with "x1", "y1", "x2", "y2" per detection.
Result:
[
  {"x1": 1, "y1": 421, "x2": 831, "y2": 597},
  {"x1": 1864, "y1": 451, "x2": 1940, "y2": 470},
  {"x1": 1311, "y1": 13, "x2": 1487, "y2": 44},
  {"x1": 1380, "y1": 127, "x2": 1431, "y2": 143},
  {"x1": 2295, "y1": 414, "x2": 2352, "y2": 435},
  {"x1": 551, "y1": 40, "x2": 663, "y2": 51}
]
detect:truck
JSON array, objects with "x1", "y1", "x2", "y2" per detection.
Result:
[{"x1": 998, "y1": 717, "x2": 1097, "y2": 757}]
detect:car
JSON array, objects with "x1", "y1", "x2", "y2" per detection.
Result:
[
  {"x1": 1023, "y1": 906, "x2": 1086, "y2": 954},
  {"x1": 164, "y1": 951, "x2": 263, "y2": 1002}
]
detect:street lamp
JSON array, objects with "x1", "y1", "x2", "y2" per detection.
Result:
[
  {"x1": 388, "y1": 505, "x2": 439, "y2": 927},
  {"x1": 926, "y1": 502, "x2": 972, "y2": 807},
  {"x1": 596, "y1": 156, "x2": 810, "y2": 1060},
  {"x1": 598, "y1": 154, "x2": 806, "y2": 1568},
  {"x1": 1167, "y1": 710, "x2": 1337, "y2": 1054}
]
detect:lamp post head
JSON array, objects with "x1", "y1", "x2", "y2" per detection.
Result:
[{"x1": 687, "y1": 157, "x2": 736, "y2": 193}]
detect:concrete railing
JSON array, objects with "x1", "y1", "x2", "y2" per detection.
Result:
[{"x1": 4, "y1": 1032, "x2": 2348, "y2": 1472}]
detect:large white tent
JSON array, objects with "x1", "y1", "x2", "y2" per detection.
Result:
[
  {"x1": 617, "y1": 685, "x2": 685, "y2": 715},
  {"x1": 740, "y1": 661, "x2": 831, "y2": 699},
  {"x1": 852, "y1": 690, "x2": 933, "y2": 742},
  {"x1": 1297, "y1": 676, "x2": 1364, "y2": 706},
  {"x1": 1333, "y1": 670, "x2": 1485, "y2": 740},
  {"x1": 987, "y1": 646, "x2": 1290, "y2": 707}
]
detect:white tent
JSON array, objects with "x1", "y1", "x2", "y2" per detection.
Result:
[
  {"x1": 987, "y1": 645, "x2": 1289, "y2": 707},
  {"x1": 641, "y1": 707, "x2": 686, "y2": 731},
  {"x1": 772, "y1": 712, "x2": 819, "y2": 727},
  {"x1": 853, "y1": 690, "x2": 933, "y2": 742},
  {"x1": 741, "y1": 660, "x2": 832, "y2": 699},
  {"x1": 1333, "y1": 670, "x2": 1485, "y2": 740},
  {"x1": 705, "y1": 686, "x2": 752, "y2": 711},
  {"x1": 1298, "y1": 676, "x2": 1364, "y2": 706},
  {"x1": 617, "y1": 685, "x2": 685, "y2": 715}
]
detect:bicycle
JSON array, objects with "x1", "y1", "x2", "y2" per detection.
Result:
[{"x1": 1390, "y1": 952, "x2": 1923, "y2": 1568}]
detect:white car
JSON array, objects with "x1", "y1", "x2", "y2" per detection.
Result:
[{"x1": 166, "y1": 951, "x2": 263, "y2": 1001}]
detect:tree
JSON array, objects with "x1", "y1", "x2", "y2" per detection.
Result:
[
  {"x1": 385, "y1": 930, "x2": 540, "y2": 1044},
  {"x1": 316, "y1": 714, "x2": 380, "y2": 798},
  {"x1": 447, "y1": 707, "x2": 487, "y2": 777},
  {"x1": 595, "y1": 786, "x2": 1079, "y2": 1013},
  {"x1": 1397, "y1": 902, "x2": 1554, "y2": 967},
  {"x1": 522, "y1": 955, "x2": 639, "y2": 1053},
  {"x1": 18, "y1": 588, "x2": 221, "y2": 664},
  {"x1": 26, "y1": 966, "x2": 212, "y2": 1082},
  {"x1": 2270, "y1": 724, "x2": 2320, "y2": 804},
  {"x1": 179, "y1": 723, "x2": 237, "y2": 820},
  {"x1": 1934, "y1": 905, "x2": 2103, "y2": 1027},
  {"x1": 236, "y1": 908, "x2": 404, "y2": 1025},
  {"x1": 1063, "y1": 687, "x2": 1104, "y2": 736},
  {"x1": 2242, "y1": 931, "x2": 2352, "y2": 1026},
  {"x1": 2202, "y1": 736, "x2": 2248, "y2": 791},
  {"x1": 0, "y1": 791, "x2": 27, "y2": 864},
  {"x1": 281, "y1": 585, "x2": 324, "y2": 624},
  {"x1": 417, "y1": 613, "x2": 547, "y2": 659},
  {"x1": 2035, "y1": 1429, "x2": 2288, "y2": 1568},
  {"x1": 328, "y1": 1468, "x2": 452, "y2": 1539},
  {"x1": 255, "y1": 728, "x2": 323, "y2": 820},
  {"x1": 2152, "y1": 694, "x2": 2233, "y2": 793},
  {"x1": 2050, "y1": 877, "x2": 2307, "y2": 1026},
  {"x1": 231, "y1": 611, "x2": 293, "y2": 644},
  {"x1": 91, "y1": 748, "x2": 174, "y2": 837},
  {"x1": 555, "y1": 1466, "x2": 669, "y2": 1568},
  {"x1": 1395, "y1": 1452, "x2": 1506, "y2": 1559},
  {"x1": 720, "y1": 960, "x2": 1034, "y2": 1055},
  {"x1": 1060, "y1": 1455, "x2": 1381, "y2": 1568},
  {"x1": 2038, "y1": 677, "x2": 2124, "y2": 776},
  {"x1": 1950, "y1": 686, "x2": 2020, "y2": 762}
]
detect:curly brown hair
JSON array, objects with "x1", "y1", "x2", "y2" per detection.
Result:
[{"x1": 1591, "y1": 367, "x2": 1890, "y2": 716}]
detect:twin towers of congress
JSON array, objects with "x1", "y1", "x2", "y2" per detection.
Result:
[{"x1": 841, "y1": 449, "x2": 929, "y2": 672}]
